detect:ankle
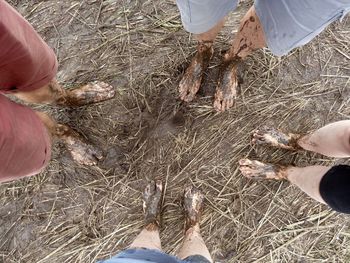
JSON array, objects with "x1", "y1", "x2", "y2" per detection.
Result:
[
  {"x1": 262, "y1": 163, "x2": 289, "y2": 181},
  {"x1": 276, "y1": 165, "x2": 295, "y2": 181},
  {"x1": 197, "y1": 40, "x2": 213, "y2": 53},
  {"x1": 54, "y1": 124, "x2": 76, "y2": 139},
  {"x1": 185, "y1": 222, "x2": 200, "y2": 234},
  {"x1": 145, "y1": 222, "x2": 159, "y2": 231},
  {"x1": 144, "y1": 215, "x2": 160, "y2": 228},
  {"x1": 223, "y1": 52, "x2": 242, "y2": 63},
  {"x1": 289, "y1": 133, "x2": 303, "y2": 150},
  {"x1": 185, "y1": 216, "x2": 201, "y2": 231},
  {"x1": 47, "y1": 80, "x2": 68, "y2": 105}
]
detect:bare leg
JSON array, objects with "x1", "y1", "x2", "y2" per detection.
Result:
[
  {"x1": 224, "y1": 7, "x2": 266, "y2": 60},
  {"x1": 14, "y1": 78, "x2": 115, "y2": 106},
  {"x1": 287, "y1": 166, "x2": 330, "y2": 204},
  {"x1": 130, "y1": 181, "x2": 163, "y2": 250},
  {"x1": 252, "y1": 121, "x2": 350, "y2": 158},
  {"x1": 35, "y1": 111, "x2": 103, "y2": 165},
  {"x1": 214, "y1": 6, "x2": 266, "y2": 112},
  {"x1": 129, "y1": 227, "x2": 161, "y2": 251},
  {"x1": 298, "y1": 121, "x2": 350, "y2": 158},
  {"x1": 179, "y1": 19, "x2": 225, "y2": 102},
  {"x1": 239, "y1": 159, "x2": 329, "y2": 204},
  {"x1": 195, "y1": 19, "x2": 226, "y2": 43},
  {"x1": 176, "y1": 186, "x2": 213, "y2": 263}
]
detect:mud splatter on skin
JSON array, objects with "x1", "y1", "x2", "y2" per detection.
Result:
[
  {"x1": 240, "y1": 20, "x2": 250, "y2": 32},
  {"x1": 56, "y1": 81, "x2": 115, "y2": 107},
  {"x1": 213, "y1": 58, "x2": 240, "y2": 111},
  {"x1": 52, "y1": 81, "x2": 115, "y2": 107},
  {"x1": 55, "y1": 124, "x2": 103, "y2": 166},
  {"x1": 183, "y1": 186, "x2": 203, "y2": 231},
  {"x1": 252, "y1": 126, "x2": 303, "y2": 150},
  {"x1": 48, "y1": 80, "x2": 67, "y2": 105},
  {"x1": 227, "y1": 22, "x2": 256, "y2": 59},
  {"x1": 239, "y1": 159, "x2": 288, "y2": 180},
  {"x1": 145, "y1": 222, "x2": 159, "y2": 231},
  {"x1": 234, "y1": 43, "x2": 248, "y2": 59},
  {"x1": 298, "y1": 133, "x2": 318, "y2": 148},
  {"x1": 226, "y1": 8, "x2": 266, "y2": 61},
  {"x1": 179, "y1": 41, "x2": 214, "y2": 102},
  {"x1": 143, "y1": 180, "x2": 163, "y2": 227},
  {"x1": 214, "y1": 9, "x2": 265, "y2": 111}
]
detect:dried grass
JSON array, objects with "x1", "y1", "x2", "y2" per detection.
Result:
[{"x1": 1, "y1": 0, "x2": 350, "y2": 262}]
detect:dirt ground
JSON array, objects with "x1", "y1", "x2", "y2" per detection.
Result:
[{"x1": 1, "y1": 0, "x2": 350, "y2": 262}]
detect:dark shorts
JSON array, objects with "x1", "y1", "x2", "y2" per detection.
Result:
[
  {"x1": 0, "y1": 0, "x2": 58, "y2": 92},
  {"x1": 319, "y1": 165, "x2": 350, "y2": 214},
  {"x1": 98, "y1": 248, "x2": 211, "y2": 263}
]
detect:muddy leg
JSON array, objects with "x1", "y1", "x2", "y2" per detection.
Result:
[
  {"x1": 179, "y1": 19, "x2": 225, "y2": 102},
  {"x1": 14, "y1": 78, "x2": 115, "y2": 106},
  {"x1": 130, "y1": 180, "x2": 163, "y2": 250},
  {"x1": 214, "y1": 6, "x2": 266, "y2": 112},
  {"x1": 225, "y1": 6, "x2": 266, "y2": 60},
  {"x1": 297, "y1": 121, "x2": 350, "y2": 158},
  {"x1": 176, "y1": 186, "x2": 212, "y2": 262},
  {"x1": 35, "y1": 111, "x2": 103, "y2": 166},
  {"x1": 239, "y1": 159, "x2": 329, "y2": 204}
]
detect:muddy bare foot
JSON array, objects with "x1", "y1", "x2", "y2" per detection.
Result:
[
  {"x1": 58, "y1": 81, "x2": 115, "y2": 107},
  {"x1": 143, "y1": 180, "x2": 163, "y2": 226},
  {"x1": 239, "y1": 159, "x2": 287, "y2": 180},
  {"x1": 252, "y1": 126, "x2": 301, "y2": 150},
  {"x1": 56, "y1": 124, "x2": 103, "y2": 166},
  {"x1": 179, "y1": 42, "x2": 214, "y2": 102},
  {"x1": 213, "y1": 59, "x2": 239, "y2": 112},
  {"x1": 184, "y1": 186, "x2": 204, "y2": 230}
]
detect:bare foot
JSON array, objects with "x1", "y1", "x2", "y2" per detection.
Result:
[
  {"x1": 143, "y1": 180, "x2": 163, "y2": 226},
  {"x1": 213, "y1": 59, "x2": 239, "y2": 112},
  {"x1": 239, "y1": 159, "x2": 287, "y2": 180},
  {"x1": 179, "y1": 42, "x2": 214, "y2": 102},
  {"x1": 58, "y1": 81, "x2": 115, "y2": 107},
  {"x1": 252, "y1": 126, "x2": 301, "y2": 150},
  {"x1": 56, "y1": 124, "x2": 103, "y2": 166},
  {"x1": 184, "y1": 186, "x2": 204, "y2": 230}
]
